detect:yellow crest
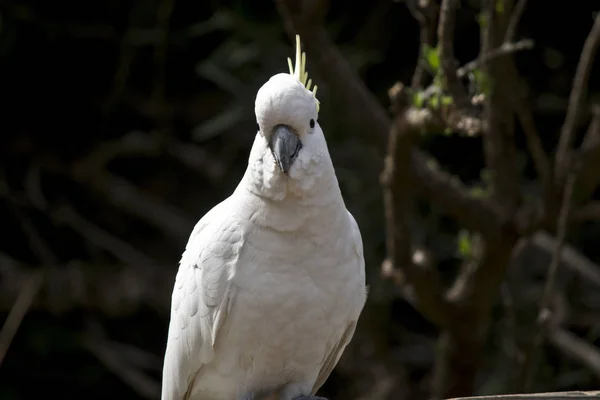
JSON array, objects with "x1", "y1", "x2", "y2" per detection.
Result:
[{"x1": 287, "y1": 35, "x2": 320, "y2": 113}]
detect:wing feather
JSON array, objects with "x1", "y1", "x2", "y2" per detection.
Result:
[
  {"x1": 161, "y1": 198, "x2": 243, "y2": 400},
  {"x1": 311, "y1": 211, "x2": 366, "y2": 394}
]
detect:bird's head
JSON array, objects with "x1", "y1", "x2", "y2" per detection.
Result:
[{"x1": 249, "y1": 35, "x2": 334, "y2": 201}]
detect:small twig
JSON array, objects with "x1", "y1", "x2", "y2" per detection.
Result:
[
  {"x1": 519, "y1": 172, "x2": 577, "y2": 390},
  {"x1": 515, "y1": 100, "x2": 551, "y2": 194},
  {"x1": 456, "y1": 39, "x2": 534, "y2": 78},
  {"x1": 529, "y1": 231, "x2": 600, "y2": 289},
  {"x1": 554, "y1": 14, "x2": 600, "y2": 183},
  {"x1": 16, "y1": 211, "x2": 58, "y2": 265},
  {"x1": 0, "y1": 271, "x2": 43, "y2": 367},
  {"x1": 504, "y1": 0, "x2": 529, "y2": 43},
  {"x1": 547, "y1": 327, "x2": 600, "y2": 381},
  {"x1": 437, "y1": 0, "x2": 470, "y2": 107},
  {"x1": 573, "y1": 107, "x2": 600, "y2": 202},
  {"x1": 406, "y1": 0, "x2": 438, "y2": 89},
  {"x1": 480, "y1": 0, "x2": 520, "y2": 214}
]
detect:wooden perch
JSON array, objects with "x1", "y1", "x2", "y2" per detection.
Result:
[{"x1": 445, "y1": 391, "x2": 600, "y2": 399}]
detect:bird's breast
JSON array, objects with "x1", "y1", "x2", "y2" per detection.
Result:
[{"x1": 202, "y1": 218, "x2": 361, "y2": 397}]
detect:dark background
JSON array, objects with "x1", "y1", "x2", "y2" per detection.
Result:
[{"x1": 0, "y1": 1, "x2": 599, "y2": 399}]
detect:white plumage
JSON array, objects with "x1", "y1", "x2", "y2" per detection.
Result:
[{"x1": 161, "y1": 35, "x2": 367, "y2": 400}]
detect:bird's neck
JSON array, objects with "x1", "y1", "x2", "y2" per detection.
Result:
[
  {"x1": 236, "y1": 144, "x2": 345, "y2": 232},
  {"x1": 243, "y1": 136, "x2": 341, "y2": 207}
]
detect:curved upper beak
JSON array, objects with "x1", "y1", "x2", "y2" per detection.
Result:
[{"x1": 269, "y1": 124, "x2": 302, "y2": 174}]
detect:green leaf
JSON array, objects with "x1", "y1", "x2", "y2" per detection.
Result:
[
  {"x1": 470, "y1": 186, "x2": 489, "y2": 199},
  {"x1": 470, "y1": 68, "x2": 493, "y2": 96},
  {"x1": 441, "y1": 95, "x2": 453, "y2": 107},
  {"x1": 495, "y1": 0, "x2": 505, "y2": 14},
  {"x1": 423, "y1": 44, "x2": 440, "y2": 74},
  {"x1": 476, "y1": 13, "x2": 487, "y2": 28},
  {"x1": 412, "y1": 90, "x2": 426, "y2": 108},
  {"x1": 429, "y1": 94, "x2": 440, "y2": 109},
  {"x1": 457, "y1": 229, "x2": 472, "y2": 258}
]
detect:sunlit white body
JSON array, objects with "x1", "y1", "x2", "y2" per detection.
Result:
[{"x1": 161, "y1": 36, "x2": 367, "y2": 400}]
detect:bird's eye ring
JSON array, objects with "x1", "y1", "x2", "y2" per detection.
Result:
[{"x1": 309, "y1": 119, "x2": 315, "y2": 129}]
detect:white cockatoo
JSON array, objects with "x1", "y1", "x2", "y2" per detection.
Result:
[{"x1": 161, "y1": 35, "x2": 367, "y2": 400}]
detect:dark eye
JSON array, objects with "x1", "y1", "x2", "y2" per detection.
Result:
[
  {"x1": 256, "y1": 123, "x2": 260, "y2": 132},
  {"x1": 309, "y1": 119, "x2": 315, "y2": 129}
]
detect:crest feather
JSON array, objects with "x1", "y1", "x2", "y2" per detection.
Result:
[{"x1": 287, "y1": 34, "x2": 320, "y2": 113}]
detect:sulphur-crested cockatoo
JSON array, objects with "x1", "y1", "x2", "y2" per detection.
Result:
[{"x1": 161, "y1": 35, "x2": 367, "y2": 400}]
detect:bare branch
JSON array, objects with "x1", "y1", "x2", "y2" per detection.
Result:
[
  {"x1": 529, "y1": 231, "x2": 600, "y2": 288},
  {"x1": 456, "y1": 39, "x2": 534, "y2": 78},
  {"x1": 554, "y1": 14, "x2": 600, "y2": 182},
  {"x1": 437, "y1": 0, "x2": 470, "y2": 107},
  {"x1": 515, "y1": 98, "x2": 551, "y2": 193},
  {"x1": 406, "y1": 0, "x2": 439, "y2": 89},
  {"x1": 504, "y1": 0, "x2": 529, "y2": 43},
  {"x1": 480, "y1": 0, "x2": 519, "y2": 214},
  {"x1": 519, "y1": 172, "x2": 577, "y2": 390},
  {"x1": 573, "y1": 107, "x2": 600, "y2": 202},
  {"x1": 381, "y1": 83, "x2": 453, "y2": 328},
  {"x1": 0, "y1": 271, "x2": 43, "y2": 367},
  {"x1": 547, "y1": 327, "x2": 600, "y2": 381}
]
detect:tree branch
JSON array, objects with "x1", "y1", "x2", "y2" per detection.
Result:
[
  {"x1": 480, "y1": 0, "x2": 519, "y2": 214},
  {"x1": 381, "y1": 83, "x2": 453, "y2": 328},
  {"x1": 406, "y1": 0, "x2": 439, "y2": 89},
  {"x1": 554, "y1": 14, "x2": 600, "y2": 183},
  {"x1": 456, "y1": 39, "x2": 534, "y2": 78},
  {"x1": 547, "y1": 327, "x2": 600, "y2": 381},
  {"x1": 573, "y1": 107, "x2": 600, "y2": 203},
  {"x1": 504, "y1": 0, "x2": 529, "y2": 43},
  {"x1": 0, "y1": 270, "x2": 43, "y2": 366},
  {"x1": 519, "y1": 171, "x2": 577, "y2": 390},
  {"x1": 437, "y1": 0, "x2": 470, "y2": 107}
]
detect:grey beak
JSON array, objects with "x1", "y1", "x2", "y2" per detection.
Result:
[{"x1": 269, "y1": 124, "x2": 302, "y2": 174}]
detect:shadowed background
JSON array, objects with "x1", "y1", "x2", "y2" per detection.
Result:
[{"x1": 0, "y1": 1, "x2": 599, "y2": 399}]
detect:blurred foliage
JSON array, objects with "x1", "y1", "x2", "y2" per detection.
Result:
[{"x1": 0, "y1": 0, "x2": 599, "y2": 400}]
